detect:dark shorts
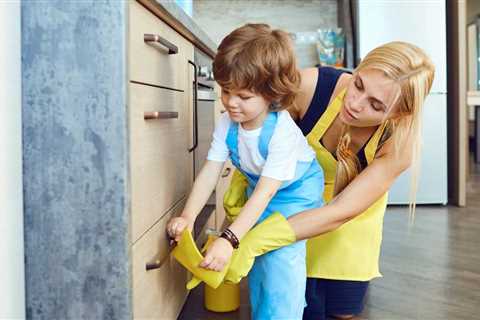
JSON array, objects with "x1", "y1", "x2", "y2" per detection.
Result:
[{"x1": 303, "y1": 278, "x2": 369, "y2": 320}]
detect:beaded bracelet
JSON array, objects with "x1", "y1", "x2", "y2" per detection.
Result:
[{"x1": 220, "y1": 228, "x2": 240, "y2": 249}]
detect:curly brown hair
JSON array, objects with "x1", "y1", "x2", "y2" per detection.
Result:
[{"x1": 213, "y1": 23, "x2": 301, "y2": 111}]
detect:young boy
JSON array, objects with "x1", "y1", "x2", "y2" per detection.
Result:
[{"x1": 167, "y1": 23, "x2": 324, "y2": 319}]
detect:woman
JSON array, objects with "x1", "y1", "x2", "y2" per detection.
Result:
[{"x1": 222, "y1": 41, "x2": 435, "y2": 320}]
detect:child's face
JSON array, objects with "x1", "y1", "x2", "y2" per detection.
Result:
[{"x1": 220, "y1": 87, "x2": 270, "y2": 129}]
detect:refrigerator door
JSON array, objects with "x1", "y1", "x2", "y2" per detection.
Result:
[
  {"x1": 388, "y1": 93, "x2": 448, "y2": 205},
  {"x1": 357, "y1": 0, "x2": 447, "y2": 204},
  {"x1": 358, "y1": 0, "x2": 446, "y2": 93}
]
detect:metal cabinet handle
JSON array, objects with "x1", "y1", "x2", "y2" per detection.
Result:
[
  {"x1": 188, "y1": 60, "x2": 198, "y2": 153},
  {"x1": 146, "y1": 234, "x2": 176, "y2": 271},
  {"x1": 144, "y1": 111, "x2": 178, "y2": 120},
  {"x1": 221, "y1": 167, "x2": 231, "y2": 178},
  {"x1": 146, "y1": 259, "x2": 162, "y2": 271},
  {"x1": 144, "y1": 34, "x2": 178, "y2": 55}
]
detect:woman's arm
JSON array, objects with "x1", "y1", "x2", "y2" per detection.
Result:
[
  {"x1": 288, "y1": 139, "x2": 412, "y2": 240},
  {"x1": 291, "y1": 68, "x2": 318, "y2": 120}
]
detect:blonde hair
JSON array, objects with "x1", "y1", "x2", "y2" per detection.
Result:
[
  {"x1": 334, "y1": 41, "x2": 435, "y2": 217},
  {"x1": 213, "y1": 23, "x2": 301, "y2": 111}
]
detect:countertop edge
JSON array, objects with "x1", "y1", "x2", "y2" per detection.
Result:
[{"x1": 138, "y1": 0, "x2": 217, "y2": 58}]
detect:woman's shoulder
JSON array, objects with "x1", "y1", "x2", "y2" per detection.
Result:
[
  {"x1": 293, "y1": 68, "x2": 319, "y2": 119},
  {"x1": 288, "y1": 68, "x2": 317, "y2": 120}
]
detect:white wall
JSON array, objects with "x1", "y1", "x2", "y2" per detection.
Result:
[{"x1": 0, "y1": 1, "x2": 26, "y2": 319}]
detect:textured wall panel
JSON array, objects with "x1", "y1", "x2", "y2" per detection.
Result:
[{"x1": 22, "y1": 1, "x2": 130, "y2": 319}]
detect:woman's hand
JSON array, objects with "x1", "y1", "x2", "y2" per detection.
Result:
[
  {"x1": 166, "y1": 216, "x2": 193, "y2": 242},
  {"x1": 199, "y1": 237, "x2": 233, "y2": 272}
]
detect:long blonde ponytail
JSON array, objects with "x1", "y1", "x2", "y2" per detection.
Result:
[
  {"x1": 334, "y1": 42, "x2": 435, "y2": 218},
  {"x1": 333, "y1": 126, "x2": 361, "y2": 196}
]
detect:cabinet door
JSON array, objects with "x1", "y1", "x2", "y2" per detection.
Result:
[
  {"x1": 129, "y1": 82, "x2": 193, "y2": 243},
  {"x1": 129, "y1": 0, "x2": 191, "y2": 91},
  {"x1": 132, "y1": 199, "x2": 188, "y2": 319}
]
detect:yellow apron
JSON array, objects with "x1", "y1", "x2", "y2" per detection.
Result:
[{"x1": 305, "y1": 89, "x2": 388, "y2": 281}]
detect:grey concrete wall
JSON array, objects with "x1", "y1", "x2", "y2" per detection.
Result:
[{"x1": 22, "y1": 1, "x2": 131, "y2": 319}]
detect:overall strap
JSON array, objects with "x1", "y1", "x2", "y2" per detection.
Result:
[
  {"x1": 225, "y1": 121, "x2": 241, "y2": 169},
  {"x1": 258, "y1": 112, "x2": 279, "y2": 160}
]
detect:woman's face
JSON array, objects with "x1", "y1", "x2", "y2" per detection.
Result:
[{"x1": 340, "y1": 68, "x2": 401, "y2": 128}]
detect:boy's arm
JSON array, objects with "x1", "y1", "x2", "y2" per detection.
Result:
[
  {"x1": 180, "y1": 160, "x2": 225, "y2": 224},
  {"x1": 227, "y1": 176, "x2": 282, "y2": 240},
  {"x1": 169, "y1": 160, "x2": 225, "y2": 240}
]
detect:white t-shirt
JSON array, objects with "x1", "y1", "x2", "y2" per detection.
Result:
[{"x1": 207, "y1": 111, "x2": 316, "y2": 181}]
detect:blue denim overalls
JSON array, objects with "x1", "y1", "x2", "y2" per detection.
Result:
[{"x1": 225, "y1": 112, "x2": 324, "y2": 319}]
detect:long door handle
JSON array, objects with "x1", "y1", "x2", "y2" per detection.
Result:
[{"x1": 188, "y1": 60, "x2": 198, "y2": 153}]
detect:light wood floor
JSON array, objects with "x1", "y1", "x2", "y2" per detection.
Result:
[{"x1": 178, "y1": 158, "x2": 480, "y2": 320}]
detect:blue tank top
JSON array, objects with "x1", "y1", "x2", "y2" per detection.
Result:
[{"x1": 296, "y1": 66, "x2": 347, "y2": 136}]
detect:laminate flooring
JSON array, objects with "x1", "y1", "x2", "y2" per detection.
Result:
[{"x1": 178, "y1": 159, "x2": 480, "y2": 319}]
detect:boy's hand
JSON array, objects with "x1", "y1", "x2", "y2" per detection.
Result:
[
  {"x1": 199, "y1": 237, "x2": 233, "y2": 272},
  {"x1": 167, "y1": 216, "x2": 193, "y2": 242}
]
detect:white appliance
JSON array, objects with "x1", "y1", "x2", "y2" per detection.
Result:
[
  {"x1": 468, "y1": 22, "x2": 478, "y2": 121},
  {"x1": 357, "y1": 0, "x2": 448, "y2": 204}
]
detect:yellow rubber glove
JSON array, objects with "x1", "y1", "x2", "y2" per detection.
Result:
[
  {"x1": 172, "y1": 230, "x2": 230, "y2": 289},
  {"x1": 185, "y1": 213, "x2": 296, "y2": 288},
  {"x1": 224, "y1": 212, "x2": 296, "y2": 284},
  {"x1": 186, "y1": 170, "x2": 248, "y2": 289},
  {"x1": 223, "y1": 169, "x2": 248, "y2": 223}
]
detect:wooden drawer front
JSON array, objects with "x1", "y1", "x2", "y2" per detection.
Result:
[
  {"x1": 130, "y1": 82, "x2": 192, "y2": 243},
  {"x1": 132, "y1": 199, "x2": 188, "y2": 319},
  {"x1": 130, "y1": 0, "x2": 190, "y2": 90}
]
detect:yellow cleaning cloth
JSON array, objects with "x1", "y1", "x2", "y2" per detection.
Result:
[{"x1": 172, "y1": 230, "x2": 229, "y2": 289}]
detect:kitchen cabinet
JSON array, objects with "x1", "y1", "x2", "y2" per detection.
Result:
[
  {"x1": 21, "y1": 0, "x2": 216, "y2": 319},
  {"x1": 130, "y1": 1, "x2": 194, "y2": 318}
]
